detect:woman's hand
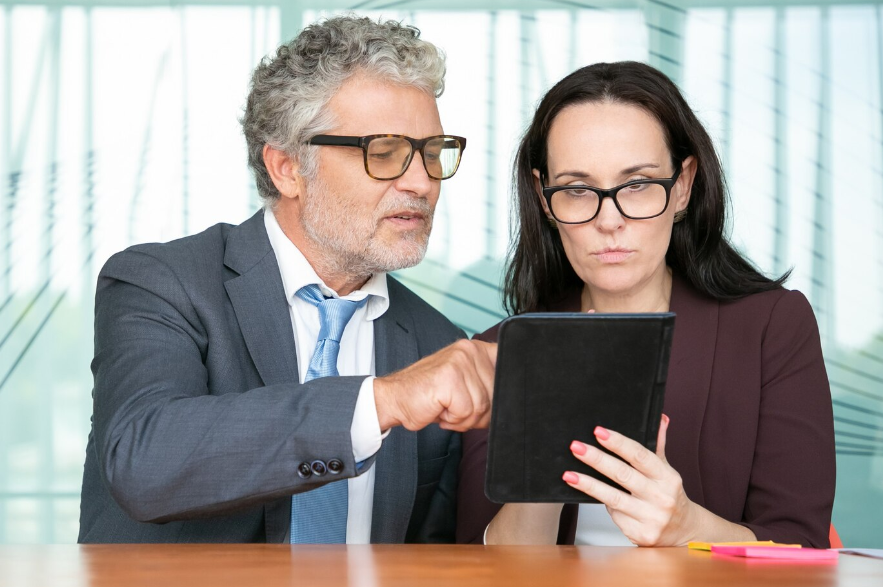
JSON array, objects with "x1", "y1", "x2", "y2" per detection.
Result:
[
  {"x1": 485, "y1": 503, "x2": 565, "y2": 545},
  {"x1": 563, "y1": 415, "x2": 754, "y2": 546}
]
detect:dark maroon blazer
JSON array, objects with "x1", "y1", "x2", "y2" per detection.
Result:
[{"x1": 457, "y1": 273, "x2": 835, "y2": 547}]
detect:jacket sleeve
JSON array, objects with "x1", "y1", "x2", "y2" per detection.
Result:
[
  {"x1": 740, "y1": 290, "x2": 835, "y2": 547},
  {"x1": 91, "y1": 249, "x2": 374, "y2": 523}
]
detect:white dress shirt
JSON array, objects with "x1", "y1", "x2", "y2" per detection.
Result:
[
  {"x1": 482, "y1": 504, "x2": 632, "y2": 545},
  {"x1": 264, "y1": 210, "x2": 389, "y2": 544},
  {"x1": 575, "y1": 504, "x2": 634, "y2": 546}
]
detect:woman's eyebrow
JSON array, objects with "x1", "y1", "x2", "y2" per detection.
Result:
[
  {"x1": 553, "y1": 163, "x2": 660, "y2": 182},
  {"x1": 621, "y1": 163, "x2": 660, "y2": 175}
]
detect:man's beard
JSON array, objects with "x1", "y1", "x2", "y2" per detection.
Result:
[{"x1": 299, "y1": 175, "x2": 435, "y2": 281}]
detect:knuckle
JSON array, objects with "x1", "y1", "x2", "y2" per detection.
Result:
[
  {"x1": 633, "y1": 448, "x2": 651, "y2": 467},
  {"x1": 671, "y1": 474, "x2": 684, "y2": 493},
  {"x1": 662, "y1": 475, "x2": 684, "y2": 498},
  {"x1": 658, "y1": 493, "x2": 677, "y2": 513},
  {"x1": 615, "y1": 465, "x2": 633, "y2": 485},
  {"x1": 451, "y1": 339, "x2": 473, "y2": 356}
]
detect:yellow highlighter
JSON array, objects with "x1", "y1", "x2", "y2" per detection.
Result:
[{"x1": 688, "y1": 541, "x2": 802, "y2": 551}]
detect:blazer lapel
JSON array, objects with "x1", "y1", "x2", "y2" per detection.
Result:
[
  {"x1": 370, "y1": 281, "x2": 419, "y2": 543},
  {"x1": 665, "y1": 273, "x2": 718, "y2": 507},
  {"x1": 223, "y1": 210, "x2": 298, "y2": 388},
  {"x1": 222, "y1": 209, "x2": 299, "y2": 542},
  {"x1": 223, "y1": 216, "x2": 421, "y2": 543}
]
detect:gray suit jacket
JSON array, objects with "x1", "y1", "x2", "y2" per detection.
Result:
[{"x1": 78, "y1": 210, "x2": 463, "y2": 543}]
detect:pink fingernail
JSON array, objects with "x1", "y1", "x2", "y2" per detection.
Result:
[
  {"x1": 594, "y1": 426, "x2": 610, "y2": 441},
  {"x1": 570, "y1": 440, "x2": 588, "y2": 456},
  {"x1": 562, "y1": 471, "x2": 579, "y2": 484},
  {"x1": 663, "y1": 414, "x2": 670, "y2": 425}
]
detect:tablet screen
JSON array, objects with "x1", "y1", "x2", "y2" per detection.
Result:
[{"x1": 485, "y1": 313, "x2": 675, "y2": 503}]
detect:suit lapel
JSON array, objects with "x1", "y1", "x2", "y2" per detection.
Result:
[
  {"x1": 370, "y1": 280, "x2": 419, "y2": 543},
  {"x1": 665, "y1": 273, "x2": 718, "y2": 507},
  {"x1": 224, "y1": 217, "x2": 421, "y2": 542},
  {"x1": 223, "y1": 210, "x2": 299, "y2": 388},
  {"x1": 222, "y1": 210, "x2": 298, "y2": 543}
]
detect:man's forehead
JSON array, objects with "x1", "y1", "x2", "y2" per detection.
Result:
[{"x1": 325, "y1": 73, "x2": 443, "y2": 136}]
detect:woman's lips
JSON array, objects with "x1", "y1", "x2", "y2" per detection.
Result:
[{"x1": 593, "y1": 249, "x2": 633, "y2": 263}]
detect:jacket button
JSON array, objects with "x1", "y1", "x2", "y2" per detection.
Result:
[
  {"x1": 328, "y1": 459, "x2": 343, "y2": 474},
  {"x1": 311, "y1": 460, "x2": 327, "y2": 476},
  {"x1": 297, "y1": 462, "x2": 313, "y2": 479}
]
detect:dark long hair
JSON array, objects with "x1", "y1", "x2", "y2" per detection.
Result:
[{"x1": 504, "y1": 61, "x2": 788, "y2": 315}]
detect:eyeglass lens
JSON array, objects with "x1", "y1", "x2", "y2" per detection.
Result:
[
  {"x1": 551, "y1": 182, "x2": 668, "y2": 222},
  {"x1": 366, "y1": 136, "x2": 463, "y2": 180}
]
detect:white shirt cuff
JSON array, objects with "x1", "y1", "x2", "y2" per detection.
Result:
[{"x1": 350, "y1": 376, "x2": 388, "y2": 463}]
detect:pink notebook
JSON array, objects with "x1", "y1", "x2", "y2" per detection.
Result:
[{"x1": 711, "y1": 545, "x2": 839, "y2": 561}]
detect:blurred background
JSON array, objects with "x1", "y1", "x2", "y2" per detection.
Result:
[{"x1": 0, "y1": 0, "x2": 881, "y2": 546}]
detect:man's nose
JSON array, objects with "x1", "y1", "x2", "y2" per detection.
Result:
[{"x1": 393, "y1": 151, "x2": 434, "y2": 195}]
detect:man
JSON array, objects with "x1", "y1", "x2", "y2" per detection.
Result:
[{"x1": 78, "y1": 15, "x2": 495, "y2": 544}]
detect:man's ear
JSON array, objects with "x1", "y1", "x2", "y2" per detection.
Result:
[{"x1": 263, "y1": 145, "x2": 306, "y2": 201}]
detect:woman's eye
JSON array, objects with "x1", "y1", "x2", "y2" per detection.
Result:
[{"x1": 564, "y1": 187, "x2": 590, "y2": 196}]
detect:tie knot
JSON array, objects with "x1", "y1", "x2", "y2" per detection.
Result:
[{"x1": 296, "y1": 284, "x2": 369, "y2": 344}]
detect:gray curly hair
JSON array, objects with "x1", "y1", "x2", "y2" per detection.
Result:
[{"x1": 241, "y1": 15, "x2": 447, "y2": 203}]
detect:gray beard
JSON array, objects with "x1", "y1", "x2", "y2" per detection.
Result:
[{"x1": 299, "y1": 177, "x2": 434, "y2": 283}]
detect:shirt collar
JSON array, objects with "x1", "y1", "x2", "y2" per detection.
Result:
[{"x1": 263, "y1": 208, "x2": 390, "y2": 321}]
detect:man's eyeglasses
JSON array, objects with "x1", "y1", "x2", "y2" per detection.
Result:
[
  {"x1": 307, "y1": 134, "x2": 467, "y2": 181},
  {"x1": 541, "y1": 165, "x2": 682, "y2": 224}
]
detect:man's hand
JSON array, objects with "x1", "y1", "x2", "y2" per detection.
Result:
[{"x1": 373, "y1": 339, "x2": 497, "y2": 432}]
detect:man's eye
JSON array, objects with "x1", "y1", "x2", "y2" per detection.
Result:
[{"x1": 370, "y1": 151, "x2": 395, "y2": 160}]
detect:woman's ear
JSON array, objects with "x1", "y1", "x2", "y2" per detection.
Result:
[
  {"x1": 532, "y1": 169, "x2": 553, "y2": 219},
  {"x1": 673, "y1": 155, "x2": 696, "y2": 214},
  {"x1": 263, "y1": 145, "x2": 307, "y2": 201}
]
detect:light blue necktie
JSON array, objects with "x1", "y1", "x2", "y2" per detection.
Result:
[{"x1": 290, "y1": 284, "x2": 369, "y2": 544}]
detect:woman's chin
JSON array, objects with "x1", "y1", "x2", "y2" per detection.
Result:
[{"x1": 580, "y1": 267, "x2": 644, "y2": 295}]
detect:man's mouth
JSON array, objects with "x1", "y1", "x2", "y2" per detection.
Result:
[{"x1": 384, "y1": 211, "x2": 426, "y2": 225}]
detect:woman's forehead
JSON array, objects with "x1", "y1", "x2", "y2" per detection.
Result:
[{"x1": 546, "y1": 101, "x2": 669, "y2": 174}]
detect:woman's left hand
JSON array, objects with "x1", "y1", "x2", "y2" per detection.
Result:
[{"x1": 563, "y1": 415, "x2": 701, "y2": 546}]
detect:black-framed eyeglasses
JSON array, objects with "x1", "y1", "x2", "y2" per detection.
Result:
[
  {"x1": 307, "y1": 134, "x2": 467, "y2": 180},
  {"x1": 541, "y1": 165, "x2": 683, "y2": 224}
]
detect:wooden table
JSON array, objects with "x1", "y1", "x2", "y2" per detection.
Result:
[{"x1": 2, "y1": 544, "x2": 881, "y2": 587}]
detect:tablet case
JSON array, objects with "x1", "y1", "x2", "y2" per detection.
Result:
[{"x1": 485, "y1": 313, "x2": 675, "y2": 503}]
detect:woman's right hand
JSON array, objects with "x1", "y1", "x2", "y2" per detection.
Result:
[{"x1": 485, "y1": 503, "x2": 564, "y2": 545}]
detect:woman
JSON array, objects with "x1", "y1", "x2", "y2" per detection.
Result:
[{"x1": 457, "y1": 61, "x2": 834, "y2": 548}]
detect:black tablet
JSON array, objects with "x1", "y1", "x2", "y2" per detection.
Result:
[{"x1": 485, "y1": 312, "x2": 675, "y2": 503}]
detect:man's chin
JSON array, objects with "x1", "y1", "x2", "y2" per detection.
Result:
[{"x1": 364, "y1": 238, "x2": 429, "y2": 273}]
